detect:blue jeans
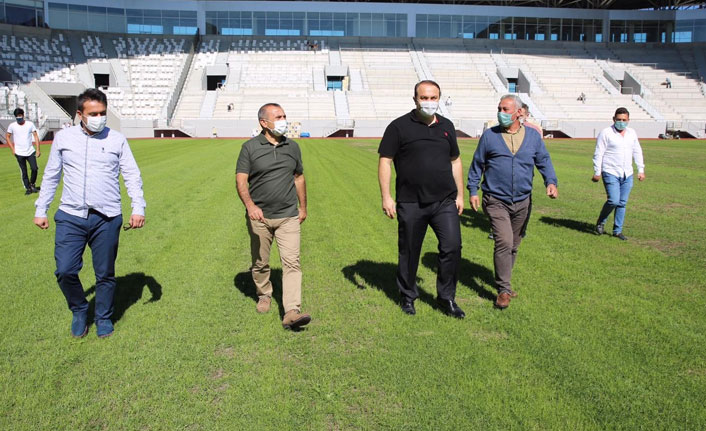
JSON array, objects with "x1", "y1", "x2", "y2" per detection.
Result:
[
  {"x1": 54, "y1": 209, "x2": 122, "y2": 321},
  {"x1": 597, "y1": 173, "x2": 633, "y2": 234}
]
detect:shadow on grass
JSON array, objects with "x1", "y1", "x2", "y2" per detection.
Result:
[
  {"x1": 341, "y1": 260, "x2": 438, "y2": 310},
  {"x1": 233, "y1": 269, "x2": 285, "y2": 319},
  {"x1": 85, "y1": 272, "x2": 162, "y2": 324},
  {"x1": 539, "y1": 216, "x2": 595, "y2": 234},
  {"x1": 421, "y1": 252, "x2": 496, "y2": 302},
  {"x1": 460, "y1": 208, "x2": 491, "y2": 233}
]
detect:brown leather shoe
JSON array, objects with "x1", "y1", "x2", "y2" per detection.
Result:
[
  {"x1": 256, "y1": 296, "x2": 271, "y2": 314},
  {"x1": 509, "y1": 289, "x2": 518, "y2": 298},
  {"x1": 282, "y1": 309, "x2": 311, "y2": 330},
  {"x1": 495, "y1": 292, "x2": 511, "y2": 309}
]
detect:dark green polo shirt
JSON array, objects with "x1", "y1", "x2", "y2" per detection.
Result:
[{"x1": 236, "y1": 133, "x2": 304, "y2": 219}]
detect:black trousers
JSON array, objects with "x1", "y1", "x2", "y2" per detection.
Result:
[
  {"x1": 396, "y1": 197, "x2": 462, "y2": 302},
  {"x1": 15, "y1": 154, "x2": 38, "y2": 190}
]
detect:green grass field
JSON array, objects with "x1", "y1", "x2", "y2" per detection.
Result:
[{"x1": 1, "y1": 137, "x2": 705, "y2": 430}]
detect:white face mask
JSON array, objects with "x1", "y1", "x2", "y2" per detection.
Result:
[
  {"x1": 419, "y1": 101, "x2": 438, "y2": 117},
  {"x1": 269, "y1": 119, "x2": 288, "y2": 137},
  {"x1": 84, "y1": 115, "x2": 107, "y2": 133}
]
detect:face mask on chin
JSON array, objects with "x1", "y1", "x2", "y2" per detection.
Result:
[
  {"x1": 497, "y1": 111, "x2": 515, "y2": 128},
  {"x1": 418, "y1": 101, "x2": 438, "y2": 117},
  {"x1": 268, "y1": 119, "x2": 288, "y2": 137},
  {"x1": 83, "y1": 115, "x2": 107, "y2": 133},
  {"x1": 614, "y1": 120, "x2": 628, "y2": 131}
]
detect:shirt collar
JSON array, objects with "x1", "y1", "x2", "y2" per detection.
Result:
[
  {"x1": 410, "y1": 109, "x2": 439, "y2": 127},
  {"x1": 256, "y1": 131, "x2": 289, "y2": 146}
]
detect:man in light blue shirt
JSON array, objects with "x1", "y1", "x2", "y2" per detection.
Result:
[{"x1": 33, "y1": 88, "x2": 146, "y2": 338}]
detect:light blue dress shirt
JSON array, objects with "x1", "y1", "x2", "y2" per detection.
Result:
[{"x1": 35, "y1": 125, "x2": 145, "y2": 219}]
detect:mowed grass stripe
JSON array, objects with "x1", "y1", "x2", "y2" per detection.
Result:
[{"x1": 1, "y1": 138, "x2": 704, "y2": 430}]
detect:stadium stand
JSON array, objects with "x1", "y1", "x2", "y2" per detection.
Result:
[{"x1": 2, "y1": 19, "x2": 706, "y2": 139}]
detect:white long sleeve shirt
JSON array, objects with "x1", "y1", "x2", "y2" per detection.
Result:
[
  {"x1": 593, "y1": 125, "x2": 645, "y2": 178},
  {"x1": 34, "y1": 125, "x2": 145, "y2": 219}
]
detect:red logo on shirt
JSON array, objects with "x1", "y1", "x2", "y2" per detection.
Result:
[{"x1": 444, "y1": 132, "x2": 448, "y2": 137}]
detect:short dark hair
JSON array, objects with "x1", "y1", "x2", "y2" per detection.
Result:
[
  {"x1": 77, "y1": 88, "x2": 108, "y2": 112},
  {"x1": 614, "y1": 107, "x2": 630, "y2": 118},
  {"x1": 13, "y1": 108, "x2": 24, "y2": 117},
  {"x1": 258, "y1": 103, "x2": 282, "y2": 121},
  {"x1": 414, "y1": 80, "x2": 441, "y2": 98}
]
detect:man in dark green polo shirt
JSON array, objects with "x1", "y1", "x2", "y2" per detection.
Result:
[
  {"x1": 378, "y1": 80, "x2": 466, "y2": 319},
  {"x1": 236, "y1": 103, "x2": 311, "y2": 330}
]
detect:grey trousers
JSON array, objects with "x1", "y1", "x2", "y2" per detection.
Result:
[{"x1": 483, "y1": 194, "x2": 531, "y2": 294}]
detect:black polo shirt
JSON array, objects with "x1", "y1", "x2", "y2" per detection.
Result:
[
  {"x1": 236, "y1": 133, "x2": 304, "y2": 219},
  {"x1": 378, "y1": 110, "x2": 460, "y2": 203}
]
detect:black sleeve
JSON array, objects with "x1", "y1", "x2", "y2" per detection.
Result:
[
  {"x1": 378, "y1": 122, "x2": 401, "y2": 158},
  {"x1": 447, "y1": 122, "x2": 460, "y2": 158}
]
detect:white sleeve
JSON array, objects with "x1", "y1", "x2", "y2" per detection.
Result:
[
  {"x1": 593, "y1": 130, "x2": 607, "y2": 176},
  {"x1": 632, "y1": 133, "x2": 645, "y2": 174}
]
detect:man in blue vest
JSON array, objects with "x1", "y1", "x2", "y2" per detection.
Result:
[{"x1": 467, "y1": 94, "x2": 558, "y2": 309}]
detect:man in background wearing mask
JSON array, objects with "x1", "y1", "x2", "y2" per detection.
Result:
[
  {"x1": 6, "y1": 107, "x2": 41, "y2": 195},
  {"x1": 236, "y1": 103, "x2": 311, "y2": 330},
  {"x1": 378, "y1": 80, "x2": 465, "y2": 319},
  {"x1": 467, "y1": 94, "x2": 558, "y2": 310},
  {"x1": 592, "y1": 107, "x2": 645, "y2": 241},
  {"x1": 33, "y1": 88, "x2": 146, "y2": 338}
]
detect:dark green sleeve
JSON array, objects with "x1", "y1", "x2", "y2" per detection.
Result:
[
  {"x1": 235, "y1": 142, "x2": 250, "y2": 174},
  {"x1": 293, "y1": 142, "x2": 304, "y2": 175}
]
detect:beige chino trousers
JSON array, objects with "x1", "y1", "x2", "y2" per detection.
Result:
[{"x1": 247, "y1": 216, "x2": 302, "y2": 313}]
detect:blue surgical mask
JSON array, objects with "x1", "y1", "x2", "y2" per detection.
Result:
[
  {"x1": 614, "y1": 121, "x2": 628, "y2": 131},
  {"x1": 16, "y1": 117, "x2": 24, "y2": 124},
  {"x1": 497, "y1": 111, "x2": 514, "y2": 128}
]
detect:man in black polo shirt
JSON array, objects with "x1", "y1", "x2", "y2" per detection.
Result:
[
  {"x1": 378, "y1": 80, "x2": 465, "y2": 319},
  {"x1": 236, "y1": 103, "x2": 311, "y2": 330}
]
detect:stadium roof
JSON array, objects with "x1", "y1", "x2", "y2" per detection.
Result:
[{"x1": 247, "y1": 0, "x2": 706, "y2": 10}]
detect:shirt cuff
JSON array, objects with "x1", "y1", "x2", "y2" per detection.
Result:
[
  {"x1": 131, "y1": 206, "x2": 145, "y2": 217},
  {"x1": 638, "y1": 168, "x2": 645, "y2": 174},
  {"x1": 468, "y1": 185, "x2": 479, "y2": 196},
  {"x1": 35, "y1": 207, "x2": 48, "y2": 218}
]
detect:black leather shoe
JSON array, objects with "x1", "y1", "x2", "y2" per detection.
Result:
[
  {"x1": 613, "y1": 233, "x2": 627, "y2": 241},
  {"x1": 437, "y1": 298, "x2": 465, "y2": 319},
  {"x1": 400, "y1": 300, "x2": 416, "y2": 315}
]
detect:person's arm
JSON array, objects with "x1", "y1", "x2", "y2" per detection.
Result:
[
  {"x1": 378, "y1": 157, "x2": 396, "y2": 219},
  {"x1": 451, "y1": 156, "x2": 463, "y2": 215},
  {"x1": 632, "y1": 133, "x2": 645, "y2": 181},
  {"x1": 32, "y1": 130, "x2": 40, "y2": 158},
  {"x1": 535, "y1": 139, "x2": 559, "y2": 199},
  {"x1": 294, "y1": 173, "x2": 307, "y2": 223},
  {"x1": 5, "y1": 129, "x2": 14, "y2": 155},
  {"x1": 118, "y1": 138, "x2": 146, "y2": 229},
  {"x1": 592, "y1": 130, "x2": 607, "y2": 182},
  {"x1": 467, "y1": 137, "x2": 486, "y2": 211},
  {"x1": 33, "y1": 138, "x2": 63, "y2": 229},
  {"x1": 236, "y1": 173, "x2": 264, "y2": 222}
]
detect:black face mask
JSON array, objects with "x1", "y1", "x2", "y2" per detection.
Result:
[{"x1": 16, "y1": 117, "x2": 24, "y2": 124}]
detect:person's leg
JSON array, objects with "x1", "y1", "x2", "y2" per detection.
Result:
[
  {"x1": 428, "y1": 198, "x2": 462, "y2": 301},
  {"x1": 509, "y1": 197, "x2": 532, "y2": 269},
  {"x1": 87, "y1": 211, "x2": 122, "y2": 328},
  {"x1": 613, "y1": 175, "x2": 634, "y2": 234},
  {"x1": 27, "y1": 154, "x2": 38, "y2": 189},
  {"x1": 272, "y1": 216, "x2": 302, "y2": 313},
  {"x1": 396, "y1": 202, "x2": 430, "y2": 303},
  {"x1": 54, "y1": 210, "x2": 90, "y2": 322},
  {"x1": 247, "y1": 217, "x2": 274, "y2": 300},
  {"x1": 483, "y1": 195, "x2": 514, "y2": 295},
  {"x1": 597, "y1": 173, "x2": 620, "y2": 228},
  {"x1": 15, "y1": 155, "x2": 30, "y2": 191}
]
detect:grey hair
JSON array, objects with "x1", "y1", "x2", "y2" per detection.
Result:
[
  {"x1": 500, "y1": 94, "x2": 523, "y2": 111},
  {"x1": 257, "y1": 103, "x2": 282, "y2": 121}
]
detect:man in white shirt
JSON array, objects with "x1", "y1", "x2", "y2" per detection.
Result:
[
  {"x1": 6, "y1": 108, "x2": 41, "y2": 195},
  {"x1": 592, "y1": 107, "x2": 645, "y2": 241}
]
